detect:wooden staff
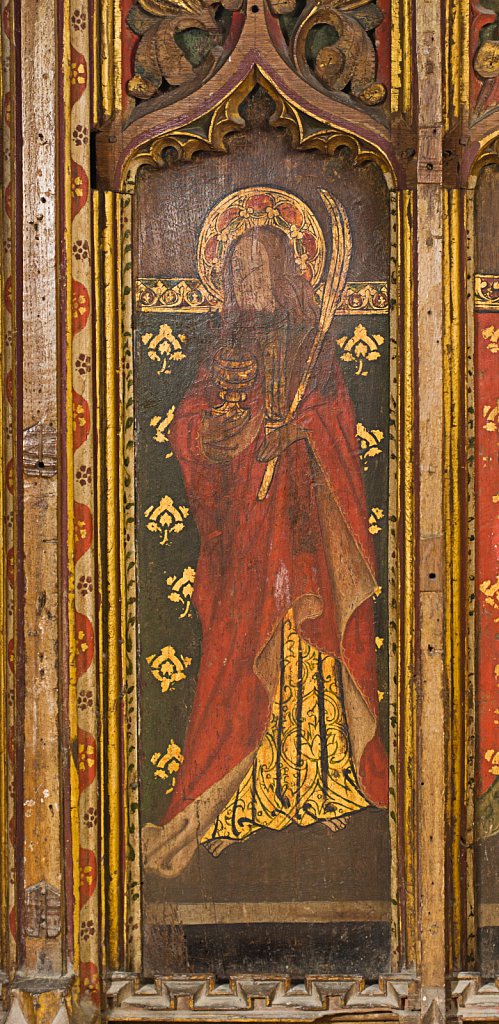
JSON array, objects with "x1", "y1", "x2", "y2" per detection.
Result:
[{"x1": 257, "y1": 189, "x2": 352, "y2": 501}]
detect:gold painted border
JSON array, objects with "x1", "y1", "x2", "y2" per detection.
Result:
[
  {"x1": 135, "y1": 278, "x2": 390, "y2": 315},
  {"x1": 0, "y1": 7, "x2": 8, "y2": 970},
  {"x1": 388, "y1": 190, "x2": 404, "y2": 971},
  {"x1": 94, "y1": 189, "x2": 122, "y2": 971},
  {"x1": 0, "y1": 0, "x2": 18, "y2": 974},
  {"x1": 0, "y1": 200, "x2": 7, "y2": 969},
  {"x1": 474, "y1": 274, "x2": 499, "y2": 309},
  {"x1": 442, "y1": 188, "x2": 472, "y2": 972},
  {"x1": 105, "y1": 190, "x2": 122, "y2": 969},
  {"x1": 93, "y1": 188, "x2": 107, "y2": 981},
  {"x1": 457, "y1": 138, "x2": 499, "y2": 983},
  {"x1": 63, "y1": 0, "x2": 81, "y2": 983},
  {"x1": 444, "y1": 0, "x2": 469, "y2": 132},
  {"x1": 464, "y1": 188, "x2": 476, "y2": 971},
  {"x1": 449, "y1": 109, "x2": 499, "y2": 982},
  {"x1": 391, "y1": 0, "x2": 412, "y2": 117},
  {"x1": 93, "y1": 188, "x2": 142, "y2": 973},
  {"x1": 396, "y1": 189, "x2": 417, "y2": 970},
  {"x1": 120, "y1": 192, "x2": 142, "y2": 971},
  {"x1": 95, "y1": 0, "x2": 123, "y2": 123}
]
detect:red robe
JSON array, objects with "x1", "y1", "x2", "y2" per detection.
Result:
[{"x1": 164, "y1": 353, "x2": 388, "y2": 826}]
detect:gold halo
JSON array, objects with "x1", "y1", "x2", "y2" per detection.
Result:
[{"x1": 197, "y1": 187, "x2": 326, "y2": 303}]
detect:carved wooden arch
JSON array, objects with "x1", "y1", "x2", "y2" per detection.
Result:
[
  {"x1": 95, "y1": 4, "x2": 402, "y2": 191},
  {"x1": 109, "y1": 71, "x2": 397, "y2": 189}
]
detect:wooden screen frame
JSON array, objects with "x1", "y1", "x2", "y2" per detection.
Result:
[
  {"x1": 0, "y1": 0, "x2": 498, "y2": 1021},
  {"x1": 93, "y1": 63, "x2": 417, "y2": 1013}
]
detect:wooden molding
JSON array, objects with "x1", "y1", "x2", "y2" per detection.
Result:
[{"x1": 106, "y1": 971, "x2": 419, "y2": 1021}]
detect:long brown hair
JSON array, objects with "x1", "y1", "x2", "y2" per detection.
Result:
[
  {"x1": 218, "y1": 225, "x2": 335, "y2": 397},
  {"x1": 221, "y1": 226, "x2": 318, "y2": 325}
]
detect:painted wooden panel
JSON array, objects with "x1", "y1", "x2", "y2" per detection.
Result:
[
  {"x1": 474, "y1": 165, "x2": 499, "y2": 977},
  {"x1": 132, "y1": 93, "x2": 394, "y2": 976}
]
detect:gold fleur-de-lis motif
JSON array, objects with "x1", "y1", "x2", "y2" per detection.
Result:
[
  {"x1": 479, "y1": 576, "x2": 499, "y2": 621},
  {"x1": 150, "y1": 741, "x2": 184, "y2": 793},
  {"x1": 483, "y1": 401, "x2": 499, "y2": 432},
  {"x1": 150, "y1": 407, "x2": 175, "y2": 459},
  {"x1": 336, "y1": 323, "x2": 384, "y2": 376},
  {"x1": 166, "y1": 567, "x2": 196, "y2": 619},
  {"x1": 144, "y1": 495, "x2": 189, "y2": 545},
  {"x1": 368, "y1": 507, "x2": 384, "y2": 535},
  {"x1": 482, "y1": 325, "x2": 499, "y2": 354},
  {"x1": 356, "y1": 422, "x2": 384, "y2": 470},
  {"x1": 146, "y1": 645, "x2": 192, "y2": 693},
  {"x1": 141, "y1": 323, "x2": 187, "y2": 375},
  {"x1": 73, "y1": 400, "x2": 87, "y2": 430},
  {"x1": 484, "y1": 748, "x2": 499, "y2": 778}
]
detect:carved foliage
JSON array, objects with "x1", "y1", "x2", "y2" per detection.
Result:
[
  {"x1": 471, "y1": 0, "x2": 499, "y2": 118},
  {"x1": 272, "y1": 0, "x2": 386, "y2": 106},
  {"x1": 124, "y1": 0, "x2": 386, "y2": 111},
  {"x1": 474, "y1": 1, "x2": 499, "y2": 82},
  {"x1": 126, "y1": 0, "x2": 243, "y2": 101}
]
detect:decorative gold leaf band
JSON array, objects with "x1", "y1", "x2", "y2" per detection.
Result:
[
  {"x1": 136, "y1": 277, "x2": 390, "y2": 314},
  {"x1": 475, "y1": 274, "x2": 499, "y2": 310}
]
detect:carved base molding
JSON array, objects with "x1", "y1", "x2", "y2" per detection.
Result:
[
  {"x1": 4, "y1": 989, "x2": 71, "y2": 1024},
  {"x1": 106, "y1": 972, "x2": 419, "y2": 1022},
  {"x1": 452, "y1": 974, "x2": 499, "y2": 1021}
]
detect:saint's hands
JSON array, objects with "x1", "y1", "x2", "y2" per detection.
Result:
[
  {"x1": 256, "y1": 421, "x2": 308, "y2": 462},
  {"x1": 202, "y1": 410, "x2": 308, "y2": 464},
  {"x1": 201, "y1": 408, "x2": 262, "y2": 463}
]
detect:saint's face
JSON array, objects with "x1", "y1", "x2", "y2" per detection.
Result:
[{"x1": 229, "y1": 233, "x2": 276, "y2": 313}]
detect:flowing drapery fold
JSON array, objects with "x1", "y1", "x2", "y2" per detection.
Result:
[{"x1": 143, "y1": 340, "x2": 388, "y2": 876}]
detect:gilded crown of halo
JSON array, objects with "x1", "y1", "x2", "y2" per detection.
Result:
[{"x1": 197, "y1": 187, "x2": 326, "y2": 302}]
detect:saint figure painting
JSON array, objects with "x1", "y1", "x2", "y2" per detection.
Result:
[{"x1": 142, "y1": 187, "x2": 388, "y2": 878}]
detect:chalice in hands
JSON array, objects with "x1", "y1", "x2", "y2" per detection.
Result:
[{"x1": 210, "y1": 349, "x2": 258, "y2": 425}]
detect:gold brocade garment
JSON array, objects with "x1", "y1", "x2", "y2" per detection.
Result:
[{"x1": 202, "y1": 611, "x2": 369, "y2": 853}]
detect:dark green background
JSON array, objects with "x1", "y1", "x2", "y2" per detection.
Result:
[{"x1": 134, "y1": 98, "x2": 393, "y2": 976}]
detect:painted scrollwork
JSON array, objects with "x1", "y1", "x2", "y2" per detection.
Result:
[
  {"x1": 126, "y1": 0, "x2": 243, "y2": 101},
  {"x1": 270, "y1": 0, "x2": 386, "y2": 106}
]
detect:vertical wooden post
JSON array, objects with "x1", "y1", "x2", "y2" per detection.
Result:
[
  {"x1": 18, "y1": 0, "x2": 64, "y2": 980},
  {"x1": 416, "y1": 1, "x2": 447, "y2": 1019}
]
